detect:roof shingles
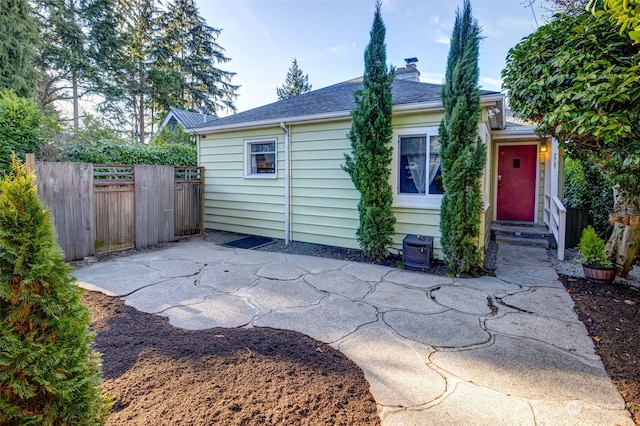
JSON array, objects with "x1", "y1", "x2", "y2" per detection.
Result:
[{"x1": 194, "y1": 78, "x2": 500, "y2": 130}]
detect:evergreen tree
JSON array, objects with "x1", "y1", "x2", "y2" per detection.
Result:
[
  {"x1": 0, "y1": 0, "x2": 40, "y2": 97},
  {"x1": 90, "y1": 0, "x2": 158, "y2": 144},
  {"x1": 276, "y1": 58, "x2": 312, "y2": 100},
  {"x1": 155, "y1": 0, "x2": 238, "y2": 116},
  {"x1": 343, "y1": 1, "x2": 395, "y2": 259},
  {"x1": 0, "y1": 157, "x2": 108, "y2": 425},
  {"x1": 33, "y1": 0, "x2": 96, "y2": 129},
  {"x1": 86, "y1": 0, "x2": 237, "y2": 142},
  {"x1": 438, "y1": 0, "x2": 486, "y2": 276},
  {"x1": 0, "y1": 90, "x2": 43, "y2": 174}
]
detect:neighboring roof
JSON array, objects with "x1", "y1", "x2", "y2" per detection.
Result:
[
  {"x1": 161, "y1": 108, "x2": 217, "y2": 130},
  {"x1": 193, "y1": 78, "x2": 502, "y2": 133}
]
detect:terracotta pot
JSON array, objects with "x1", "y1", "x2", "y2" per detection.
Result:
[{"x1": 582, "y1": 264, "x2": 616, "y2": 284}]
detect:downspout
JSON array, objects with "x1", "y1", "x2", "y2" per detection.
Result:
[{"x1": 280, "y1": 122, "x2": 291, "y2": 245}]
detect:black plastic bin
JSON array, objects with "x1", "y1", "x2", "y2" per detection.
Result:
[{"x1": 402, "y1": 234, "x2": 433, "y2": 268}]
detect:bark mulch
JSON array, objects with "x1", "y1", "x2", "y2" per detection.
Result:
[{"x1": 559, "y1": 274, "x2": 640, "y2": 424}]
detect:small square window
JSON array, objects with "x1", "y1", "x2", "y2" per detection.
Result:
[{"x1": 245, "y1": 139, "x2": 277, "y2": 177}]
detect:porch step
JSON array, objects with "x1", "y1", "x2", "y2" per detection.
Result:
[
  {"x1": 491, "y1": 222, "x2": 555, "y2": 250},
  {"x1": 494, "y1": 234, "x2": 550, "y2": 249}
]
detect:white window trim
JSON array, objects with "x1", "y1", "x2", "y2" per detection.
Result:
[
  {"x1": 391, "y1": 127, "x2": 443, "y2": 209},
  {"x1": 244, "y1": 138, "x2": 278, "y2": 179}
]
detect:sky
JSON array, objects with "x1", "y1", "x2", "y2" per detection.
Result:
[{"x1": 197, "y1": 0, "x2": 553, "y2": 116}]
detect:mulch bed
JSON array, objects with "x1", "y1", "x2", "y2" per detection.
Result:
[
  {"x1": 559, "y1": 274, "x2": 640, "y2": 424},
  {"x1": 83, "y1": 291, "x2": 380, "y2": 426}
]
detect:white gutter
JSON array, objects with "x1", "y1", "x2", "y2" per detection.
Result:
[{"x1": 280, "y1": 122, "x2": 291, "y2": 245}]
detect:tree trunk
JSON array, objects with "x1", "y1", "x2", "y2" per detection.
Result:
[
  {"x1": 139, "y1": 65, "x2": 145, "y2": 145},
  {"x1": 605, "y1": 192, "x2": 640, "y2": 277},
  {"x1": 72, "y1": 71, "x2": 79, "y2": 129}
]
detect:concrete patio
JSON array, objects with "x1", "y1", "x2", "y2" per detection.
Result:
[{"x1": 74, "y1": 240, "x2": 633, "y2": 425}]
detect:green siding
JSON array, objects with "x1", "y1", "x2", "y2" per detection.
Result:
[
  {"x1": 198, "y1": 109, "x2": 500, "y2": 260},
  {"x1": 200, "y1": 127, "x2": 286, "y2": 238},
  {"x1": 289, "y1": 120, "x2": 360, "y2": 249}
]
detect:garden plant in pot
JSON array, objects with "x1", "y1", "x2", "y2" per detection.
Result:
[{"x1": 578, "y1": 225, "x2": 617, "y2": 284}]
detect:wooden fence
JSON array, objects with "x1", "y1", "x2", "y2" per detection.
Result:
[{"x1": 33, "y1": 160, "x2": 203, "y2": 261}]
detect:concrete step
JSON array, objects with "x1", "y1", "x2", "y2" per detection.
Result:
[
  {"x1": 495, "y1": 234, "x2": 550, "y2": 249},
  {"x1": 491, "y1": 222, "x2": 555, "y2": 249}
]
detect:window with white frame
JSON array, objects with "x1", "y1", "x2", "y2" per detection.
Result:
[
  {"x1": 397, "y1": 131, "x2": 443, "y2": 198},
  {"x1": 244, "y1": 139, "x2": 277, "y2": 177}
]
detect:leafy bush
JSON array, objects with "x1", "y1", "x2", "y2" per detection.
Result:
[
  {"x1": 61, "y1": 140, "x2": 196, "y2": 166},
  {"x1": 51, "y1": 116, "x2": 197, "y2": 166},
  {"x1": 563, "y1": 157, "x2": 613, "y2": 239},
  {"x1": 0, "y1": 157, "x2": 108, "y2": 425},
  {"x1": 0, "y1": 89, "x2": 43, "y2": 173},
  {"x1": 150, "y1": 124, "x2": 194, "y2": 147}
]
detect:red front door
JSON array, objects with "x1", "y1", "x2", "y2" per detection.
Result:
[{"x1": 497, "y1": 144, "x2": 537, "y2": 221}]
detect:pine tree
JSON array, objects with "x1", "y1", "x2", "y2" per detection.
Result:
[
  {"x1": 0, "y1": 0, "x2": 40, "y2": 97},
  {"x1": 438, "y1": 0, "x2": 486, "y2": 276},
  {"x1": 33, "y1": 0, "x2": 98, "y2": 129},
  {"x1": 276, "y1": 58, "x2": 312, "y2": 100},
  {"x1": 155, "y1": 0, "x2": 238, "y2": 116},
  {"x1": 0, "y1": 157, "x2": 108, "y2": 425},
  {"x1": 343, "y1": 1, "x2": 395, "y2": 260}
]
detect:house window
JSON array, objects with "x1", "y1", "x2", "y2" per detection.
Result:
[
  {"x1": 398, "y1": 132, "x2": 443, "y2": 196},
  {"x1": 244, "y1": 139, "x2": 277, "y2": 177}
]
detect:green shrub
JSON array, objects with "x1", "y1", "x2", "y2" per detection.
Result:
[
  {"x1": 0, "y1": 89, "x2": 43, "y2": 173},
  {"x1": 563, "y1": 157, "x2": 613, "y2": 239},
  {"x1": 578, "y1": 225, "x2": 612, "y2": 267},
  {"x1": 150, "y1": 124, "x2": 194, "y2": 147},
  {"x1": 0, "y1": 157, "x2": 108, "y2": 425},
  {"x1": 61, "y1": 139, "x2": 196, "y2": 166}
]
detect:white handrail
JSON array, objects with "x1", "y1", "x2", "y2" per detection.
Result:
[{"x1": 545, "y1": 195, "x2": 567, "y2": 261}]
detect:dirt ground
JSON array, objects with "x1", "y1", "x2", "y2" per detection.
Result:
[
  {"x1": 77, "y1": 235, "x2": 639, "y2": 425},
  {"x1": 559, "y1": 275, "x2": 640, "y2": 424},
  {"x1": 83, "y1": 291, "x2": 380, "y2": 426}
]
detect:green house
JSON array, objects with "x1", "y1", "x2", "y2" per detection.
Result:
[{"x1": 189, "y1": 65, "x2": 566, "y2": 260}]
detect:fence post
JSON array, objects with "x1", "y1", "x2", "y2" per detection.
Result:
[
  {"x1": 200, "y1": 166, "x2": 205, "y2": 238},
  {"x1": 25, "y1": 154, "x2": 36, "y2": 178}
]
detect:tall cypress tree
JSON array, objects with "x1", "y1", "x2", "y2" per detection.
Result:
[
  {"x1": 343, "y1": 1, "x2": 395, "y2": 260},
  {"x1": 276, "y1": 58, "x2": 312, "y2": 100},
  {"x1": 439, "y1": 0, "x2": 486, "y2": 276},
  {"x1": 0, "y1": 157, "x2": 108, "y2": 424},
  {"x1": 0, "y1": 0, "x2": 40, "y2": 97}
]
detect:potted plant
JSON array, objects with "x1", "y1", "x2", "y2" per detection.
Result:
[{"x1": 578, "y1": 226, "x2": 616, "y2": 284}]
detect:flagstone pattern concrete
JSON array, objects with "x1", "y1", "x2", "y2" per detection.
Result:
[{"x1": 74, "y1": 241, "x2": 634, "y2": 425}]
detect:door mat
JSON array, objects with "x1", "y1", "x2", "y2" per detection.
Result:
[{"x1": 221, "y1": 236, "x2": 275, "y2": 250}]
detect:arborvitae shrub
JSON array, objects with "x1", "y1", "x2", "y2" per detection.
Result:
[{"x1": 0, "y1": 157, "x2": 108, "y2": 425}]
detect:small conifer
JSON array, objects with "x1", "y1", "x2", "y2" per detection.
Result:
[{"x1": 0, "y1": 156, "x2": 107, "y2": 425}]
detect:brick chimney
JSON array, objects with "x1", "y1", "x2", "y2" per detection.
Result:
[{"x1": 395, "y1": 57, "x2": 420, "y2": 82}]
